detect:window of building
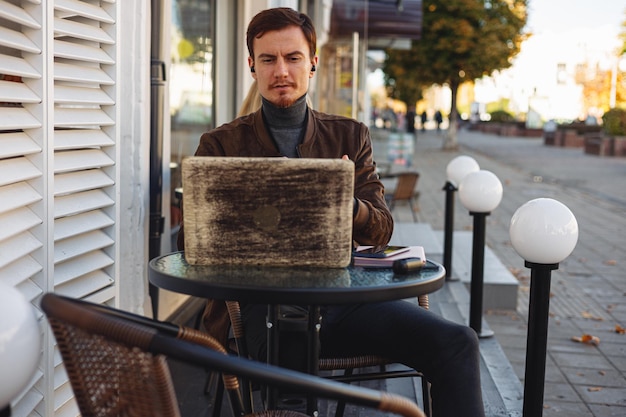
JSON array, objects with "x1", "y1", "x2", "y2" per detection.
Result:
[{"x1": 169, "y1": 0, "x2": 214, "y2": 236}]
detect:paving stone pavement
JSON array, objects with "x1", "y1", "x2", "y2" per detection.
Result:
[{"x1": 371, "y1": 127, "x2": 626, "y2": 417}]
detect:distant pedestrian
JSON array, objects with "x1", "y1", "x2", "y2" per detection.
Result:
[
  {"x1": 406, "y1": 106, "x2": 416, "y2": 136},
  {"x1": 435, "y1": 110, "x2": 443, "y2": 131},
  {"x1": 382, "y1": 106, "x2": 396, "y2": 130},
  {"x1": 421, "y1": 110, "x2": 427, "y2": 131}
]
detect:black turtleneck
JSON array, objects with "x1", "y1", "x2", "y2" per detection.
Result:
[{"x1": 261, "y1": 95, "x2": 308, "y2": 158}]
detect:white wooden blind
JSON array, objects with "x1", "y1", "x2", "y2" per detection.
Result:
[
  {"x1": 0, "y1": 1, "x2": 45, "y2": 414},
  {"x1": 0, "y1": 0, "x2": 119, "y2": 416}
]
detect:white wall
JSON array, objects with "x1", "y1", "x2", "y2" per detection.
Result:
[{"x1": 118, "y1": 0, "x2": 153, "y2": 316}]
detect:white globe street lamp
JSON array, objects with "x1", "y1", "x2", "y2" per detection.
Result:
[
  {"x1": 0, "y1": 281, "x2": 41, "y2": 416},
  {"x1": 446, "y1": 155, "x2": 480, "y2": 188},
  {"x1": 458, "y1": 170, "x2": 504, "y2": 213},
  {"x1": 442, "y1": 156, "x2": 480, "y2": 280},
  {"x1": 510, "y1": 198, "x2": 578, "y2": 264},
  {"x1": 458, "y1": 170, "x2": 503, "y2": 338},
  {"x1": 510, "y1": 198, "x2": 578, "y2": 417}
]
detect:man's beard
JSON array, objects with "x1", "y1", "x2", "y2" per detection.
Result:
[{"x1": 274, "y1": 95, "x2": 295, "y2": 108}]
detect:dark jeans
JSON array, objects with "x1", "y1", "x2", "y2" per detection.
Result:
[{"x1": 242, "y1": 300, "x2": 485, "y2": 417}]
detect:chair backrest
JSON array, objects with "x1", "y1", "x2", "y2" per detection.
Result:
[
  {"x1": 41, "y1": 293, "x2": 425, "y2": 417},
  {"x1": 41, "y1": 294, "x2": 246, "y2": 417},
  {"x1": 41, "y1": 294, "x2": 182, "y2": 417},
  {"x1": 392, "y1": 172, "x2": 419, "y2": 200}
]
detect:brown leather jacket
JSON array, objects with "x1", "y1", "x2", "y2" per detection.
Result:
[
  {"x1": 177, "y1": 107, "x2": 393, "y2": 250},
  {"x1": 176, "y1": 107, "x2": 394, "y2": 343}
]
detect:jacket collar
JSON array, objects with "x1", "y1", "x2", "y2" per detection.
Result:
[{"x1": 251, "y1": 106, "x2": 318, "y2": 156}]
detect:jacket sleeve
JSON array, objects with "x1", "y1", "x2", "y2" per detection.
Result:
[
  {"x1": 351, "y1": 124, "x2": 394, "y2": 247},
  {"x1": 176, "y1": 131, "x2": 227, "y2": 251}
]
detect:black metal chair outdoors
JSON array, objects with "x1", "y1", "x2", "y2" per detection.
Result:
[
  {"x1": 385, "y1": 172, "x2": 421, "y2": 222},
  {"x1": 224, "y1": 297, "x2": 432, "y2": 417},
  {"x1": 41, "y1": 293, "x2": 425, "y2": 417}
]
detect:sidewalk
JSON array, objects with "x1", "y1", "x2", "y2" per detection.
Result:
[{"x1": 372, "y1": 127, "x2": 626, "y2": 417}]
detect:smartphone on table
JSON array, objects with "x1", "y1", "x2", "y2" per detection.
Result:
[{"x1": 354, "y1": 245, "x2": 410, "y2": 258}]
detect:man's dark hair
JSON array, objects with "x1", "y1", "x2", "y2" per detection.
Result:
[{"x1": 246, "y1": 7, "x2": 317, "y2": 61}]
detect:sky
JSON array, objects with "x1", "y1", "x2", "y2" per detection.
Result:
[
  {"x1": 526, "y1": 0, "x2": 624, "y2": 38},
  {"x1": 521, "y1": 0, "x2": 625, "y2": 68},
  {"x1": 476, "y1": 0, "x2": 626, "y2": 120}
]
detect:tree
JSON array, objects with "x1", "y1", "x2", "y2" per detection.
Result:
[{"x1": 383, "y1": 0, "x2": 528, "y2": 149}]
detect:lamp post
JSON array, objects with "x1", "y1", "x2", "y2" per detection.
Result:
[
  {"x1": 0, "y1": 281, "x2": 41, "y2": 416},
  {"x1": 510, "y1": 198, "x2": 578, "y2": 417},
  {"x1": 443, "y1": 156, "x2": 479, "y2": 281},
  {"x1": 458, "y1": 170, "x2": 503, "y2": 338}
]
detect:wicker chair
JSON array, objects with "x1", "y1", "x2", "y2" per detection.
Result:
[
  {"x1": 385, "y1": 172, "x2": 421, "y2": 222},
  {"x1": 225, "y1": 295, "x2": 432, "y2": 417},
  {"x1": 41, "y1": 293, "x2": 425, "y2": 417}
]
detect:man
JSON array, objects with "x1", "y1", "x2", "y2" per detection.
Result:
[
  {"x1": 179, "y1": 8, "x2": 485, "y2": 417},
  {"x1": 407, "y1": 105, "x2": 417, "y2": 137}
]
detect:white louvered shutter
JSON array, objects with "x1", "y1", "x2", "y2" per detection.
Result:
[{"x1": 0, "y1": 1, "x2": 119, "y2": 416}]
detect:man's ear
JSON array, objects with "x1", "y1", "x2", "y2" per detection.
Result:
[
  {"x1": 309, "y1": 56, "x2": 319, "y2": 78},
  {"x1": 248, "y1": 57, "x2": 256, "y2": 78}
]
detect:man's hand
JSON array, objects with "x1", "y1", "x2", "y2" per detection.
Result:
[{"x1": 343, "y1": 154, "x2": 359, "y2": 217}]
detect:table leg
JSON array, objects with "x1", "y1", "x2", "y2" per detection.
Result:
[
  {"x1": 266, "y1": 304, "x2": 280, "y2": 409},
  {"x1": 306, "y1": 305, "x2": 321, "y2": 415},
  {"x1": 265, "y1": 304, "x2": 321, "y2": 414}
]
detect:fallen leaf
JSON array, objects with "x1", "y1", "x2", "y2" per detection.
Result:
[
  {"x1": 571, "y1": 334, "x2": 600, "y2": 345},
  {"x1": 587, "y1": 387, "x2": 602, "y2": 392},
  {"x1": 581, "y1": 311, "x2": 603, "y2": 321},
  {"x1": 616, "y1": 324, "x2": 625, "y2": 334}
]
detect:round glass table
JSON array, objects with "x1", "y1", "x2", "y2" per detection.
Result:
[
  {"x1": 149, "y1": 251, "x2": 445, "y2": 305},
  {"x1": 149, "y1": 251, "x2": 445, "y2": 413}
]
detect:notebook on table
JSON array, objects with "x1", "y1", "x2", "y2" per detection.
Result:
[{"x1": 181, "y1": 156, "x2": 355, "y2": 267}]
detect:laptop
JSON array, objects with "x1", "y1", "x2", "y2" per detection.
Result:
[{"x1": 181, "y1": 156, "x2": 354, "y2": 267}]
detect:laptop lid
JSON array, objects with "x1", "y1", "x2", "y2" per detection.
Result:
[{"x1": 181, "y1": 156, "x2": 354, "y2": 267}]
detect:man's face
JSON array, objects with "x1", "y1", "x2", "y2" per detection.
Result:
[{"x1": 249, "y1": 25, "x2": 317, "y2": 108}]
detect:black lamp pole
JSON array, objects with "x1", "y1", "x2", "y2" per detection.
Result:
[
  {"x1": 468, "y1": 211, "x2": 494, "y2": 338},
  {"x1": 523, "y1": 261, "x2": 559, "y2": 417},
  {"x1": 442, "y1": 181, "x2": 458, "y2": 281}
]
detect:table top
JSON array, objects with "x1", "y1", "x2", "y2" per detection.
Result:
[{"x1": 149, "y1": 251, "x2": 445, "y2": 305}]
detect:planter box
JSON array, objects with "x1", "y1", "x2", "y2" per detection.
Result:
[
  {"x1": 584, "y1": 134, "x2": 611, "y2": 156},
  {"x1": 499, "y1": 124, "x2": 519, "y2": 136},
  {"x1": 556, "y1": 124, "x2": 602, "y2": 148},
  {"x1": 585, "y1": 133, "x2": 613, "y2": 156},
  {"x1": 544, "y1": 131, "x2": 556, "y2": 145},
  {"x1": 524, "y1": 128, "x2": 544, "y2": 137},
  {"x1": 585, "y1": 135, "x2": 626, "y2": 156},
  {"x1": 498, "y1": 121, "x2": 526, "y2": 136},
  {"x1": 480, "y1": 123, "x2": 501, "y2": 134},
  {"x1": 553, "y1": 129, "x2": 567, "y2": 146},
  {"x1": 612, "y1": 136, "x2": 626, "y2": 156},
  {"x1": 561, "y1": 129, "x2": 585, "y2": 147}
]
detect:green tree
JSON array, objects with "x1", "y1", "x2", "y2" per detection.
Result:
[{"x1": 383, "y1": 0, "x2": 528, "y2": 149}]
